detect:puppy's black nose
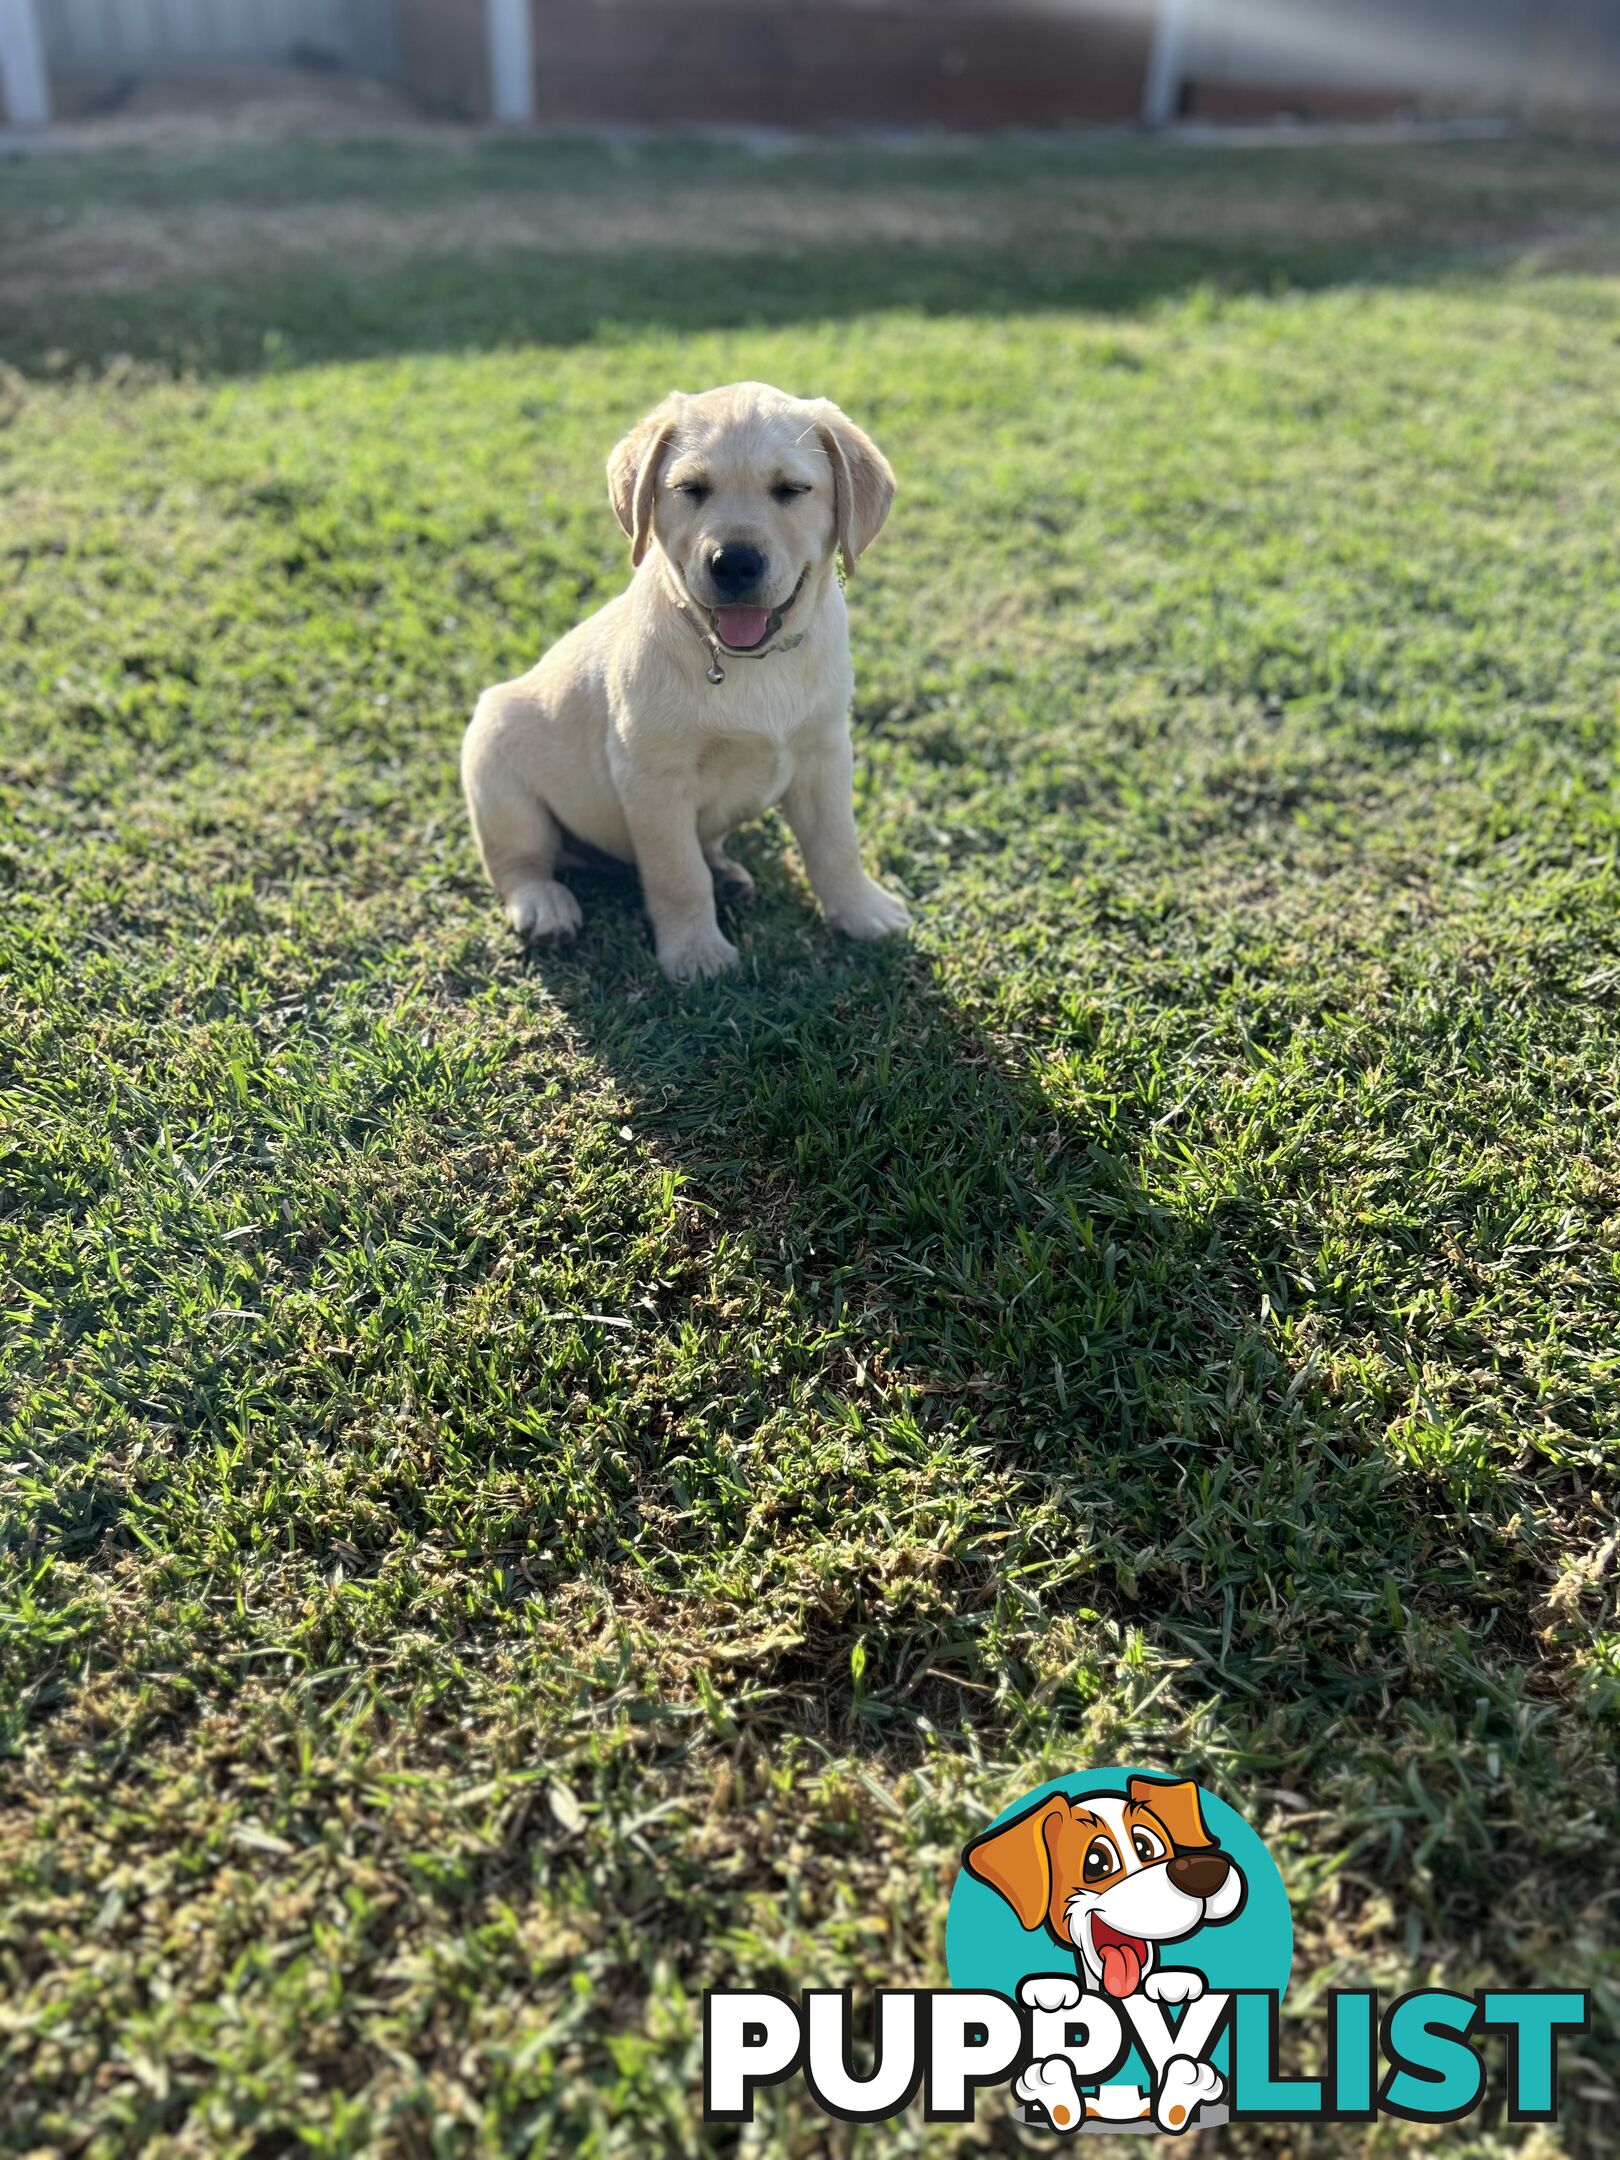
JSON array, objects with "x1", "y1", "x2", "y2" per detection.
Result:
[
  {"x1": 1168, "y1": 1852, "x2": 1230, "y2": 1899},
  {"x1": 709, "y1": 542, "x2": 766, "y2": 597}
]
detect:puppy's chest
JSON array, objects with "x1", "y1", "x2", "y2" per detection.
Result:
[{"x1": 693, "y1": 726, "x2": 798, "y2": 832}]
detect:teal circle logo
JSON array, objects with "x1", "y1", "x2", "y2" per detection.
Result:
[{"x1": 946, "y1": 1769, "x2": 1290, "y2": 2132}]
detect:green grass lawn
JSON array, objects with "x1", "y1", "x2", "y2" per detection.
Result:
[{"x1": 3, "y1": 128, "x2": 1619, "y2": 2156}]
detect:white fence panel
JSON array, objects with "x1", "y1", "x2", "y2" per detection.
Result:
[{"x1": 1182, "y1": 0, "x2": 1620, "y2": 104}]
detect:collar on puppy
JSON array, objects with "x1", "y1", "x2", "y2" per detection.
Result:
[{"x1": 673, "y1": 566, "x2": 811, "y2": 684}]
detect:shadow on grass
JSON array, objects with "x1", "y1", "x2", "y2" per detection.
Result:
[
  {"x1": 505, "y1": 856, "x2": 1535, "y2": 1769},
  {"x1": 9, "y1": 127, "x2": 1616, "y2": 379},
  {"x1": 6, "y1": 236, "x2": 1414, "y2": 381},
  {"x1": 449, "y1": 857, "x2": 1620, "y2": 2054}
]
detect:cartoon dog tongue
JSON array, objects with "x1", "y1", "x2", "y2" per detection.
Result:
[
  {"x1": 1098, "y1": 1936, "x2": 1144, "y2": 1999},
  {"x1": 715, "y1": 606, "x2": 771, "y2": 649}
]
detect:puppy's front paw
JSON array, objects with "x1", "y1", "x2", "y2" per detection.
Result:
[
  {"x1": 1154, "y1": 2057, "x2": 1222, "y2": 2135},
  {"x1": 1014, "y1": 2056, "x2": 1085, "y2": 2134},
  {"x1": 507, "y1": 879, "x2": 582, "y2": 941},
  {"x1": 658, "y1": 926, "x2": 741, "y2": 984},
  {"x1": 1018, "y1": 1974, "x2": 1084, "y2": 2014},
  {"x1": 1144, "y1": 1968, "x2": 1205, "y2": 2006},
  {"x1": 826, "y1": 879, "x2": 910, "y2": 942}
]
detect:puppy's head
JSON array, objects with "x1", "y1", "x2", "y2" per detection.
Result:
[
  {"x1": 963, "y1": 1779, "x2": 1246, "y2": 2000},
  {"x1": 607, "y1": 381, "x2": 895, "y2": 656}
]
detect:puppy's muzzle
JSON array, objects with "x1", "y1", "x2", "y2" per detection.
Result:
[
  {"x1": 677, "y1": 566, "x2": 812, "y2": 675},
  {"x1": 692, "y1": 542, "x2": 802, "y2": 655}
]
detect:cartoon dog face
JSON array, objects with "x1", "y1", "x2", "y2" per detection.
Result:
[{"x1": 963, "y1": 1777, "x2": 1246, "y2": 1999}]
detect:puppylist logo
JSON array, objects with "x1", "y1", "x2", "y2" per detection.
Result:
[{"x1": 705, "y1": 1769, "x2": 1589, "y2": 2132}]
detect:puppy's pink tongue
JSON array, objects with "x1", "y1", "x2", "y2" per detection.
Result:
[
  {"x1": 1100, "y1": 1942, "x2": 1142, "y2": 1999},
  {"x1": 715, "y1": 606, "x2": 770, "y2": 649}
]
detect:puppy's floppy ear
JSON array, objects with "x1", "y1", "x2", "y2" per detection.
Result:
[
  {"x1": 811, "y1": 400, "x2": 896, "y2": 574},
  {"x1": 1129, "y1": 1777, "x2": 1216, "y2": 1852},
  {"x1": 607, "y1": 396, "x2": 683, "y2": 566},
  {"x1": 963, "y1": 1796, "x2": 1068, "y2": 1930}
]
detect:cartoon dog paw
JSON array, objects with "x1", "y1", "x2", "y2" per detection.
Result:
[
  {"x1": 1155, "y1": 2056, "x2": 1223, "y2": 2134},
  {"x1": 1015, "y1": 2055, "x2": 1086, "y2": 2133},
  {"x1": 1018, "y1": 1974, "x2": 1084, "y2": 2014},
  {"x1": 1144, "y1": 1968, "x2": 1206, "y2": 2006}
]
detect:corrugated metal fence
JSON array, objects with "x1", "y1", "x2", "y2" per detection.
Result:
[{"x1": 43, "y1": 0, "x2": 397, "y2": 75}]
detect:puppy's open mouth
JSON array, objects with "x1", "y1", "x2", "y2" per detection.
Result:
[
  {"x1": 1090, "y1": 1916, "x2": 1150, "y2": 1999},
  {"x1": 704, "y1": 568, "x2": 809, "y2": 652}
]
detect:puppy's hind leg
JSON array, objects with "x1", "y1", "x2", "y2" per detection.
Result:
[
  {"x1": 703, "y1": 835, "x2": 755, "y2": 898},
  {"x1": 461, "y1": 697, "x2": 583, "y2": 942}
]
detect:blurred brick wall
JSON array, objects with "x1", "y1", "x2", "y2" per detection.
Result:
[
  {"x1": 529, "y1": 3, "x2": 1150, "y2": 127},
  {"x1": 398, "y1": 0, "x2": 1151, "y2": 127},
  {"x1": 395, "y1": 0, "x2": 1620, "y2": 128}
]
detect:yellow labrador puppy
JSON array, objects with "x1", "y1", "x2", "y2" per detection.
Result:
[{"x1": 461, "y1": 381, "x2": 910, "y2": 982}]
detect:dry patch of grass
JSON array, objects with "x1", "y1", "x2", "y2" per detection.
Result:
[{"x1": 7, "y1": 128, "x2": 1620, "y2": 319}]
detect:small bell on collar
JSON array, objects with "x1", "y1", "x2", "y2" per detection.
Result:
[{"x1": 706, "y1": 657, "x2": 726, "y2": 684}]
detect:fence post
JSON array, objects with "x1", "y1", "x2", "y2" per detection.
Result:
[
  {"x1": 1142, "y1": 0, "x2": 1191, "y2": 126},
  {"x1": 487, "y1": 0, "x2": 535, "y2": 122},
  {"x1": 0, "y1": 0, "x2": 50, "y2": 127}
]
